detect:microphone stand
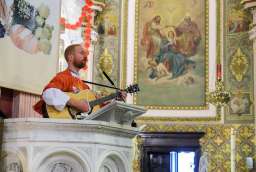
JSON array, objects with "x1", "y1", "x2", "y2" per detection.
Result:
[
  {"x1": 101, "y1": 71, "x2": 125, "y2": 102},
  {"x1": 82, "y1": 80, "x2": 124, "y2": 91},
  {"x1": 82, "y1": 71, "x2": 125, "y2": 102}
]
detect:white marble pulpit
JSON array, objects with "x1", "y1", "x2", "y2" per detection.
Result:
[{"x1": 1, "y1": 118, "x2": 139, "y2": 172}]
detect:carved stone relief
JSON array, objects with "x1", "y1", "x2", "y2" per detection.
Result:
[
  {"x1": 99, "y1": 158, "x2": 119, "y2": 172},
  {"x1": 99, "y1": 154, "x2": 127, "y2": 172},
  {"x1": 2, "y1": 153, "x2": 23, "y2": 172},
  {"x1": 5, "y1": 162, "x2": 22, "y2": 172},
  {"x1": 50, "y1": 162, "x2": 73, "y2": 172},
  {"x1": 36, "y1": 151, "x2": 89, "y2": 172}
]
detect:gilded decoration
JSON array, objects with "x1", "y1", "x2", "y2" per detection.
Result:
[
  {"x1": 229, "y1": 48, "x2": 249, "y2": 82},
  {"x1": 132, "y1": 124, "x2": 255, "y2": 172},
  {"x1": 132, "y1": 136, "x2": 142, "y2": 172},
  {"x1": 97, "y1": 48, "x2": 113, "y2": 77},
  {"x1": 135, "y1": 113, "x2": 221, "y2": 124},
  {"x1": 223, "y1": 0, "x2": 254, "y2": 122},
  {"x1": 92, "y1": 0, "x2": 128, "y2": 93},
  {"x1": 207, "y1": 79, "x2": 231, "y2": 108}
]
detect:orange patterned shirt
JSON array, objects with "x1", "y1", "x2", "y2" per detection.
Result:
[{"x1": 33, "y1": 69, "x2": 90, "y2": 115}]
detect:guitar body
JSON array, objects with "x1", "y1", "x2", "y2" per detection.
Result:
[{"x1": 46, "y1": 90, "x2": 101, "y2": 119}]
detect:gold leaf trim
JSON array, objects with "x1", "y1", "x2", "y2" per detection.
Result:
[{"x1": 229, "y1": 48, "x2": 249, "y2": 82}]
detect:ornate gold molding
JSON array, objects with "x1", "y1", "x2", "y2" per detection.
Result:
[
  {"x1": 131, "y1": 0, "x2": 222, "y2": 123},
  {"x1": 229, "y1": 48, "x2": 249, "y2": 82},
  {"x1": 207, "y1": 79, "x2": 231, "y2": 108},
  {"x1": 132, "y1": 135, "x2": 142, "y2": 172},
  {"x1": 120, "y1": 0, "x2": 128, "y2": 89},
  {"x1": 98, "y1": 48, "x2": 113, "y2": 76},
  {"x1": 132, "y1": 124, "x2": 255, "y2": 172},
  {"x1": 135, "y1": 114, "x2": 221, "y2": 124}
]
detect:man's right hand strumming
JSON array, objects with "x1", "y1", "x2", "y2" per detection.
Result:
[{"x1": 67, "y1": 98, "x2": 91, "y2": 113}]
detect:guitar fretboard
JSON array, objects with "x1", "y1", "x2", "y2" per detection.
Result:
[{"x1": 89, "y1": 92, "x2": 119, "y2": 107}]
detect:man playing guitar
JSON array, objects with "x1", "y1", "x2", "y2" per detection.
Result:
[{"x1": 34, "y1": 44, "x2": 126, "y2": 118}]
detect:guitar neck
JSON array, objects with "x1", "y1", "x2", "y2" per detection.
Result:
[{"x1": 89, "y1": 92, "x2": 119, "y2": 107}]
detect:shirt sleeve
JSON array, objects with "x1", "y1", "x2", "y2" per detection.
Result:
[{"x1": 42, "y1": 88, "x2": 70, "y2": 111}]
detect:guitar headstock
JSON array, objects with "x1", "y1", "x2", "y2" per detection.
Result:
[{"x1": 125, "y1": 84, "x2": 140, "y2": 94}]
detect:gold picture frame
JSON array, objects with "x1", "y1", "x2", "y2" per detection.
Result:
[
  {"x1": 133, "y1": 0, "x2": 210, "y2": 110},
  {"x1": 132, "y1": 0, "x2": 222, "y2": 123}
]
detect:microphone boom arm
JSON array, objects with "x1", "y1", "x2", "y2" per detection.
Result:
[{"x1": 82, "y1": 80, "x2": 123, "y2": 91}]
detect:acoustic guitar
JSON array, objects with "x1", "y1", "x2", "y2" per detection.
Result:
[{"x1": 46, "y1": 84, "x2": 140, "y2": 119}]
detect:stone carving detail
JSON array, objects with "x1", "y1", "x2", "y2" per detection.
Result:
[
  {"x1": 99, "y1": 158, "x2": 119, "y2": 172},
  {"x1": 2, "y1": 152, "x2": 23, "y2": 172},
  {"x1": 35, "y1": 150, "x2": 89, "y2": 172},
  {"x1": 100, "y1": 166, "x2": 111, "y2": 172},
  {"x1": 39, "y1": 157, "x2": 85, "y2": 172},
  {"x1": 2, "y1": 119, "x2": 137, "y2": 172},
  {"x1": 51, "y1": 162, "x2": 73, "y2": 172},
  {"x1": 5, "y1": 162, "x2": 22, "y2": 172},
  {"x1": 99, "y1": 154, "x2": 127, "y2": 172}
]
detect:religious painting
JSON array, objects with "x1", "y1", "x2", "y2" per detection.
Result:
[
  {"x1": 223, "y1": 0, "x2": 254, "y2": 123},
  {"x1": 0, "y1": 0, "x2": 60, "y2": 94},
  {"x1": 134, "y1": 0, "x2": 208, "y2": 109},
  {"x1": 92, "y1": 0, "x2": 127, "y2": 95},
  {"x1": 0, "y1": 0, "x2": 56, "y2": 54},
  {"x1": 229, "y1": 92, "x2": 252, "y2": 115}
]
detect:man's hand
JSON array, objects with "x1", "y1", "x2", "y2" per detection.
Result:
[
  {"x1": 95, "y1": 90, "x2": 127, "y2": 101},
  {"x1": 116, "y1": 91, "x2": 127, "y2": 101},
  {"x1": 67, "y1": 98, "x2": 90, "y2": 112},
  {"x1": 95, "y1": 91, "x2": 127, "y2": 106}
]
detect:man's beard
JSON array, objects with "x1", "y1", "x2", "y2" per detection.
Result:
[{"x1": 74, "y1": 60, "x2": 86, "y2": 69}]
